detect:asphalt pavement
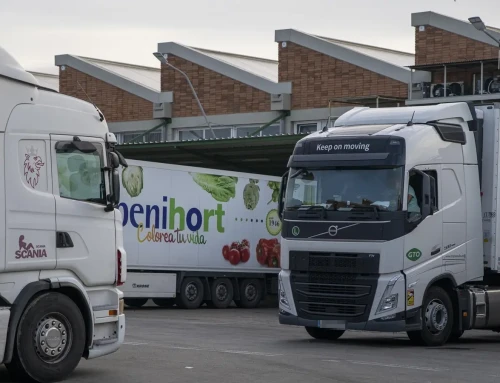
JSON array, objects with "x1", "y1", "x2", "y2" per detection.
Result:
[{"x1": 2, "y1": 302, "x2": 500, "y2": 382}]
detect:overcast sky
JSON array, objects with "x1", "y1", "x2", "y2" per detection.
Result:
[{"x1": 0, "y1": 0, "x2": 497, "y2": 74}]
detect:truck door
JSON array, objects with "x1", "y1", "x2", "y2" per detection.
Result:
[
  {"x1": 4, "y1": 105, "x2": 56, "y2": 272},
  {"x1": 403, "y1": 167, "x2": 443, "y2": 269},
  {"x1": 50, "y1": 135, "x2": 116, "y2": 287}
]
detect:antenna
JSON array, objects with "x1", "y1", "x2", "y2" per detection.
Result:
[
  {"x1": 406, "y1": 111, "x2": 416, "y2": 126},
  {"x1": 77, "y1": 81, "x2": 105, "y2": 122}
]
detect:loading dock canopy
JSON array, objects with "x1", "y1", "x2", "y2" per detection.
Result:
[{"x1": 117, "y1": 134, "x2": 304, "y2": 176}]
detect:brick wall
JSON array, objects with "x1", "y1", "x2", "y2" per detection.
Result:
[
  {"x1": 161, "y1": 56, "x2": 270, "y2": 117},
  {"x1": 59, "y1": 66, "x2": 152, "y2": 122},
  {"x1": 415, "y1": 26, "x2": 499, "y2": 65},
  {"x1": 278, "y1": 42, "x2": 407, "y2": 109}
]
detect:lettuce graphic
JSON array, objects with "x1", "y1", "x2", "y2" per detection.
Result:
[
  {"x1": 122, "y1": 165, "x2": 144, "y2": 197},
  {"x1": 267, "y1": 181, "x2": 280, "y2": 204},
  {"x1": 243, "y1": 179, "x2": 260, "y2": 210},
  {"x1": 191, "y1": 173, "x2": 238, "y2": 202}
]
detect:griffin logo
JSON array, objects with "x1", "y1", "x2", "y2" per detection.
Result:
[{"x1": 24, "y1": 146, "x2": 45, "y2": 189}]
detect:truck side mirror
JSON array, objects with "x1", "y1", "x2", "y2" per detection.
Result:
[
  {"x1": 278, "y1": 171, "x2": 289, "y2": 220},
  {"x1": 419, "y1": 171, "x2": 431, "y2": 220},
  {"x1": 109, "y1": 152, "x2": 120, "y2": 169},
  {"x1": 106, "y1": 168, "x2": 121, "y2": 211}
]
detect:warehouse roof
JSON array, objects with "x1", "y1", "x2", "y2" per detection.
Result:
[
  {"x1": 55, "y1": 54, "x2": 172, "y2": 103},
  {"x1": 412, "y1": 12, "x2": 500, "y2": 47},
  {"x1": 275, "y1": 29, "x2": 430, "y2": 84},
  {"x1": 318, "y1": 37, "x2": 415, "y2": 68},
  {"x1": 193, "y1": 47, "x2": 279, "y2": 83},
  {"x1": 29, "y1": 71, "x2": 59, "y2": 91},
  {"x1": 157, "y1": 42, "x2": 291, "y2": 94}
]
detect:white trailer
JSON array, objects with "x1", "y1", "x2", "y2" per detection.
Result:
[
  {"x1": 0, "y1": 47, "x2": 127, "y2": 382},
  {"x1": 278, "y1": 101, "x2": 500, "y2": 346},
  {"x1": 118, "y1": 160, "x2": 283, "y2": 309}
]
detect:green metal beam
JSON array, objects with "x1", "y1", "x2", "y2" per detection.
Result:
[
  {"x1": 124, "y1": 118, "x2": 171, "y2": 144},
  {"x1": 250, "y1": 111, "x2": 290, "y2": 137}
]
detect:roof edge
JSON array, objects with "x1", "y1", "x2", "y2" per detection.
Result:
[
  {"x1": 54, "y1": 54, "x2": 172, "y2": 103},
  {"x1": 412, "y1": 11, "x2": 500, "y2": 47},
  {"x1": 274, "y1": 29, "x2": 428, "y2": 84},
  {"x1": 157, "y1": 42, "x2": 291, "y2": 94}
]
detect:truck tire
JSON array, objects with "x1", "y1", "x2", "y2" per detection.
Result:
[
  {"x1": 152, "y1": 298, "x2": 175, "y2": 308},
  {"x1": 177, "y1": 277, "x2": 204, "y2": 309},
  {"x1": 124, "y1": 298, "x2": 148, "y2": 308},
  {"x1": 5, "y1": 292, "x2": 86, "y2": 383},
  {"x1": 305, "y1": 327, "x2": 345, "y2": 341},
  {"x1": 448, "y1": 329, "x2": 464, "y2": 342},
  {"x1": 407, "y1": 286, "x2": 454, "y2": 347},
  {"x1": 235, "y1": 279, "x2": 262, "y2": 309},
  {"x1": 210, "y1": 278, "x2": 234, "y2": 309}
]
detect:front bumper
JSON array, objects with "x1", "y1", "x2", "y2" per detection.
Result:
[
  {"x1": 279, "y1": 310, "x2": 407, "y2": 332},
  {"x1": 87, "y1": 313, "x2": 125, "y2": 359}
]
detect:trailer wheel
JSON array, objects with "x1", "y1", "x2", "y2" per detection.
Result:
[
  {"x1": 407, "y1": 286, "x2": 453, "y2": 347},
  {"x1": 177, "y1": 277, "x2": 204, "y2": 309},
  {"x1": 124, "y1": 298, "x2": 148, "y2": 308},
  {"x1": 210, "y1": 278, "x2": 234, "y2": 309},
  {"x1": 152, "y1": 298, "x2": 175, "y2": 308},
  {"x1": 236, "y1": 279, "x2": 262, "y2": 309},
  {"x1": 305, "y1": 327, "x2": 344, "y2": 341},
  {"x1": 5, "y1": 292, "x2": 86, "y2": 383}
]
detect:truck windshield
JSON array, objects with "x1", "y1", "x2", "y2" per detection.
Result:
[{"x1": 285, "y1": 167, "x2": 404, "y2": 212}]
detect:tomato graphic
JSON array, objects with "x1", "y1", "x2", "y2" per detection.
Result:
[
  {"x1": 240, "y1": 247, "x2": 250, "y2": 263},
  {"x1": 228, "y1": 249, "x2": 241, "y2": 265},
  {"x1": 222, "y1": 245, "x2": 230, "y2": 260},
  {"x1": 241, "y1": 239, "x2": 250, "y2": 248},
  {"x1": 230, "y1": 241, "x2": 240, "y2": 250}
]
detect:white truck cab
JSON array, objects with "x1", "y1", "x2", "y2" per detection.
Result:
[
  {"x1": 278, "y1": 101, "x2": 500, "y2": 346},
  {"x1": 0, "y1": 47, "x2": 127, "y2": 382}
]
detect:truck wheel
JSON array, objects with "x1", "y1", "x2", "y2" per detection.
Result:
[
  {"x1": 210, "y1": 278, "x2": 234, "y2": 309},
  {"x1": 178, "y1": 277, "x2": 204, "y2": 309},
  {"x1": 305, "y1": 327, "x2": 344, "y2": 340},
  {"x1": 236, "y1": 279, "x2": 262, "y2": 309},
  {"x1": 152, "y1": 298, "x2": 175, "y2": 308},
  {"x1": 5, "y1": 292, "x2": 86, "y2": 383},
  {"x1": 407, "y1": 286, "x2": 453, "y2": 347},
  {"x1": 124, "y1": 298, "x2": 148, "y2": 308},
  {"x1": 448, "y1": 329, "x2": 464, "y2": 342}
]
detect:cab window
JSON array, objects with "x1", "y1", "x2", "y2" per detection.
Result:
[{"x1": 55, "y1": 141, "x2": 106, "y2": 204}]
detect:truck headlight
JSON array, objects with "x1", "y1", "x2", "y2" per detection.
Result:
[
  {"x1": 375, "y1": 274, "x2": 401, "y2": 314},
  {"x1": 278, "y1": 274, "x2": 291, "y2": 310}
]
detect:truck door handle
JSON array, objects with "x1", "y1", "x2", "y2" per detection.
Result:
[
  {"x1": 56, "y1": 232, "x2": 74, "y2": 248},
  {"x1": 431, "y1": 247, "x2": 441, "y2": 256}
]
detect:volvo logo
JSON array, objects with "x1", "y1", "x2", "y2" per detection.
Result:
[
  {"x1": 292, "y1": 226, "x2": 300, "y2": 236},
  {"x1": 328, "y1": 225, "x2": 338, "y2": 236}
]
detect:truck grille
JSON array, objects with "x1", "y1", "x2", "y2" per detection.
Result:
[{"x1": 290, "y1": 271, "x2": 378, "y2": 322}]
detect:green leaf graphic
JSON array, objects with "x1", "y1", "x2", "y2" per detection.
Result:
[{"x1": 190, "y1": 173, "x2": 238, "y2": 202}]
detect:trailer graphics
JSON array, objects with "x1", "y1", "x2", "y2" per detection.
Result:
[{"x1": 118, "y1": 162, "x2": 281, "y2": 270}]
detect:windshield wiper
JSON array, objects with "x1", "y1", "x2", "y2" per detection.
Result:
[
  {"x1": 298, "y1": 205, "x2": 327, "y2": 219},
  {"x1": 349, "y1": 205, "x2": 381, "y2": 220}
]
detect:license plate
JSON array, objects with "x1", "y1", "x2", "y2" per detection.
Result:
[{"x1": 318, "y1": 320, "x2": 346, "y2": 329}]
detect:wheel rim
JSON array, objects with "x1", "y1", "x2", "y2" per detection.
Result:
[
  {"x1": 425, "y1": 299, "x2": 448, "y2": 335},
  {"x1": 34, "y1": 313, "x2": 72, "y2": 364},
  {"x1": 185, "y1": 283, "x2": 198, "y2": 301},
  {"x1": 245, "y1": 284, "x2": 257, "y2": 301},
  {"x1": 215, "y1": 283, "x2": 228, "y2": 302}
]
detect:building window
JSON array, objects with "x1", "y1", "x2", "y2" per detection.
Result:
[
  {"x1": 177, "y1": 124, "x2": 281, "y2": 141},
  {"x1": 296, "y1": 123, "x2": 320, "y2": 134},
  {"x1": 117, "y1": 130, "x2": 163, "y2": 144}
]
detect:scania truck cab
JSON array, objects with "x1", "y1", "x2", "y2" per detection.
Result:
[
  {"x1": 278, "y1": 101, "x2": 500, "y2": 346},
  {"x1": 0, "y1": 47, "x2": 127, "y2": 382}
]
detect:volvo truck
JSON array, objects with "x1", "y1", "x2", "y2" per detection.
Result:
[
  {"x1": 278, "y1": 101, "x2": 500, "y2": 346},
  {"x1": 0, "y1": 46, "x2": 127, "y2": 382},
  {"x1": 118, "y1": 160, "x2": 282, "y2": 309}
]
